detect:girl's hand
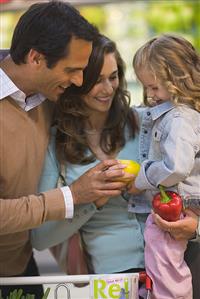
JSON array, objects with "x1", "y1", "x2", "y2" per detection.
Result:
[
  {"x1": 152, "y1": 209, "x2": 198, "y2": 240},
  {"x1": 94, "y1": 197, "x2": 110, "y2": 208},
  {"x1": 127, "y1": 180, "x2": 142, "y2": 195}
]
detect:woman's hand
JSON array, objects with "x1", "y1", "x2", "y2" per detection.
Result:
[{"x1": 152, "y1": 209, "x2": 198, "y2": 240}]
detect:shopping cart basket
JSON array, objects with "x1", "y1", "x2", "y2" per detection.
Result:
[{"x1": 0, "y1": 272, "x2": 152, "y2": 299}]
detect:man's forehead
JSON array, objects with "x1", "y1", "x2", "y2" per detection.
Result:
[{"x1": 59, "y1": 38, "x2": 92, "y2": 66}]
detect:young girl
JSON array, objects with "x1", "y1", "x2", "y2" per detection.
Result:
[{"x1": 130, "y1": 34, "x2": 200, "y2": 299}]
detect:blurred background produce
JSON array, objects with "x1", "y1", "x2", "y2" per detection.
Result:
[{"x1": 1, "y1": 0, "x2": 199, "y2": 105}]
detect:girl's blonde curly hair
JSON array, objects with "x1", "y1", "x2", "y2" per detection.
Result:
[{"x1": 133, "y1": 34, "x2": 200, "y2": 112}]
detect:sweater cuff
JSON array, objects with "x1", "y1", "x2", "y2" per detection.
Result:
[{"x1": 190, "y1": 216, "x2": 200, "y2": 242}]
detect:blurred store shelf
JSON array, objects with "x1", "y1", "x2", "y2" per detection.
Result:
[{"x1": 34, "y1": 249, "x2": 63, "y2": 276}]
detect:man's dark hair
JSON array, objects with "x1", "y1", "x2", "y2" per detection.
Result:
[{"x1": 10, "y1": 0, "x2": 98, "y2": 67}]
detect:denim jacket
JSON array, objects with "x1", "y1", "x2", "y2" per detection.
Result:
[{"x1": 132, "y1": 101, "x2": 200, "y2": 213}]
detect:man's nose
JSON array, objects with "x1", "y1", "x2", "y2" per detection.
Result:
[{"x1": 71, "y1": 71, "x2": 83, "y2": 87}]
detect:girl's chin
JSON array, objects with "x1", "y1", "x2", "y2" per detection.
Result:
[
  {"x1": 147, "y1": 99, "x2": 157, "y2": 106},
  {"x1": 148, "y1": 99, "x2": 165, "y2": 106}
]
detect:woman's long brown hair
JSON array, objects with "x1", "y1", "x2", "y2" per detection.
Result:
[{"x1": 56, "y1": 34, "x2": 138, "y2": 164}]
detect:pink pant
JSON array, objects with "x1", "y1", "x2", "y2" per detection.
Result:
[{"x1": 144, "y1": 214, "x2": 192, "y2": 299}]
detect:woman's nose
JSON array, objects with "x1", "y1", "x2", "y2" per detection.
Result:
[{"x1": 103, "y1": 80, "x2": 113, "y2": 94}]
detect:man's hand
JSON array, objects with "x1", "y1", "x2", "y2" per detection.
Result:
[
  {"x1": 152, "y1": 209, "x2": 198, "y2": 240},
  {"x1": 107, "y1": 163, "x2": 136, "y2": 183},
  {"x1": 70, "y1": 159, "x2": 127, "y2": 205}
]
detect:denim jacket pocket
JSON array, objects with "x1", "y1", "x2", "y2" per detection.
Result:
[
  {"x1": 153, "y1": 129, "x2": 162, "y2": 142},
  {"x1": 148, "y1": 128, "x2": 163, "y2": 160}
]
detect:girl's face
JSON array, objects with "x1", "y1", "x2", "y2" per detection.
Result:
[
  {"x1": 82, "y1": 52, "x2": 119, "y2": 113},
  {"x1": 137, "y1": 69, "x2": 171, "y2": 106}
]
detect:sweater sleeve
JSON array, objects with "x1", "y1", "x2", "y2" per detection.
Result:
[
  {"x1": 0, "y1": 130, "x2": 66, "y2": 235},
  {"x1": 31, "y1": 133, "x2": 97, "y2": 250},
  {"x1": 0, "y1": 189, "x2": 65, "y2": 235},
  {"x1": 31, "y1": 203, "x2": 96, "y2": 250}
]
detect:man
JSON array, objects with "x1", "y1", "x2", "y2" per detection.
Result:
[{"x1": 0, "y1": 1, "x2": 125, "y2": 297}]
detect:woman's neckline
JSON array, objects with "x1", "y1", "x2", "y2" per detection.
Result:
[{"x1": 84, "y1": 128, "x2": 102, "y2": 135}]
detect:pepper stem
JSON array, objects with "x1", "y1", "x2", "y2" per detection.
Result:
[{"x1": 159, "y1": 185, "x2": 171, "y2": 203}]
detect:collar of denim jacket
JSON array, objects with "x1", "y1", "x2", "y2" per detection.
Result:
[{"x1": 150, "y1": 101, "x2": 175, "y2": 121}]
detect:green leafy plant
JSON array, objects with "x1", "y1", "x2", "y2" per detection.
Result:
[{"x1": 0, "y1": 288, "x2": 50, "y2": 299}]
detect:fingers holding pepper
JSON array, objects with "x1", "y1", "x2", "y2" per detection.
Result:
[{"x1": 152, "y1": 209, "x2": 198, "y2": 240}]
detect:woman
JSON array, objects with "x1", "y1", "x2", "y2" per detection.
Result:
[
  {"x1": 31, "y1": 34, "x2": 198, "y2": 279},
  {"x1": 32, "y1": 34, "x2": 147, "y2": 275}
]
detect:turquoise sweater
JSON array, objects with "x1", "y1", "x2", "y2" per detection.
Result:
[{"x1": 31, "y1": 124, "x2": 148, "y2": 273}]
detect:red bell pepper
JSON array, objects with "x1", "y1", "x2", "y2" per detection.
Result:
[{"x1": 152, "y1": 185, "x2": 182, "y2": 221}]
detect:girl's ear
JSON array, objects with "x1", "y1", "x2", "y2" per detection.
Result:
[{"x1": 143, "y1": 87, "x2": 148, "y2": 105}]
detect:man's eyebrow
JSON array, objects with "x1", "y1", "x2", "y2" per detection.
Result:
[{"x1": 64, "y1": 66, "x2": 84, "y2": 71}]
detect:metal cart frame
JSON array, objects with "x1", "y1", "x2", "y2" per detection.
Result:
[{"x1": 0, "y1": 272, "x2": 152, "y2": 299}]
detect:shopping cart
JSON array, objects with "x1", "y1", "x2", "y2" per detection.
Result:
[{"x1": 0, "y1": 272, "x2": 152, "y2": 299}]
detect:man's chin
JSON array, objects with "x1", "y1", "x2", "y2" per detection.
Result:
[{"x1": 47, "y1": 94, "x2": 60, "y2": 102}]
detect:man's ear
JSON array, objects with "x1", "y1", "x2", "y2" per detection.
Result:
[{"x1": 26, "y1": 49, "x2": 45, "y2": 67}]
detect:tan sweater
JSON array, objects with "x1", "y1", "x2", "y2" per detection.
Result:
[{"x1": 0, "y1": 97, "x2": 65, "y2": 276}]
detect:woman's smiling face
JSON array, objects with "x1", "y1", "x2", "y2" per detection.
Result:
[{"x1": 82, "y1": 52, "x2": 119, "y2": 113}]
